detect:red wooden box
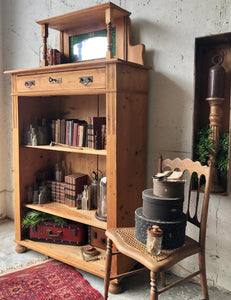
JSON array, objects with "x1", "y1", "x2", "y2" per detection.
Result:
[{"x1": 29, "y1": 221, "x2": 88, "y2": 246}]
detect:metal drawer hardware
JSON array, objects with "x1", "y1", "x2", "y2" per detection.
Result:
[
  {"x1": 79, "y1": 76, "x2": 93, "y2": 86},
  {"x1": 47, "y1": 229, "x2": 63, "y2": 238},
  {"x1": 24, "y1": 80, "x2": 35, "y2": 88},
  {"x1": 49, "y1": 76, "x2": 62, "y2": 84}
]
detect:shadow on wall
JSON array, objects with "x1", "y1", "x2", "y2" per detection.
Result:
[
  {"x1": 145, "y1": 67, "x2": 192, "y2": 186},
  {"x1": 129, "y1": 18, "x2": 193, "y2": 185}
]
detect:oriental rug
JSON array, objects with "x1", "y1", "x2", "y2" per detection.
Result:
[{"x1": 0, "y1": 259, "x2": 103, "y2": 300}]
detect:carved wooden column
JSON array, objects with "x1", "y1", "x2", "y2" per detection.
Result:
[
  {"x1": 206, "y1": 55, "x2": 225, "y2": 192},
  {"x1": 105, "y1": 7, "x2": 113, "y2": 59},
  {"x1": 41, "y1": 24, "x2": 48, "y2": 66},
  {"x1": 206, "y1": 97, "x2": 224, "y2": 192}
]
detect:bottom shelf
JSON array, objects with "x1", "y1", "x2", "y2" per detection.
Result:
[{"x1": 16, "y1": 239, "x2": 106, "y2": 278}]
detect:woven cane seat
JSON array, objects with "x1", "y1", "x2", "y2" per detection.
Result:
[{"x1": 106, "y1": 227, "x2": 200, "y2": 272}]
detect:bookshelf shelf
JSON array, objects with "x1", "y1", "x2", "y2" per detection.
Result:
[
  {"x1": 16, "y1": 239, "x2": 106, "y2": 278},
  {"x1": 23, "y1": 145, "x2": 106, "y2": 156},
  {"x1": 25, "y1": 203, "x2": 107, "y2": 230}
]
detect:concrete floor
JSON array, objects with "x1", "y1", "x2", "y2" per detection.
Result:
[{"x1": 1, "y1": 219, "x2": 231, "y2": 300}]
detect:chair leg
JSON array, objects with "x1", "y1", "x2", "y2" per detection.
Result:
[
  {"x1": 150, "y1": 271, "x2": 158, "y2": 300},
  {"x1": 104, "y1": 238, "x2": 113, "y2": 300},
  {"x1": 199, "y1": 252, "x2": 209, "y2": 300}
]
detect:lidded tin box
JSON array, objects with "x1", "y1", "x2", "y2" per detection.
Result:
[
  {"x1": 153, "y1": 170, "x2": 185, "y2": 198},
  {"x1": 142, "y1": 189, "x2": 184, "y2": 221}
]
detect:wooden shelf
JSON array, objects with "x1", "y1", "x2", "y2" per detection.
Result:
[
  {"x1": 25, "y1": 203, "x2": 107, "y2": 230},
  {"x1": 23, "y1": 145, "x2": 106, "y2": 156},
  {"x1": 36, "y1": 2, "x2": 130, "y2": 32},
  {"x1": 17, "y1": 239, "x2": 106, "y2": 278}
]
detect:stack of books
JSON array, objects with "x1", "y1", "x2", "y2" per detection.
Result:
[
  {"x1": 47, "y1": 181, "x2": 66, "y2": 203},
  {"x1": 64, "y1": 173, "x2": 88, "y2": 207}
]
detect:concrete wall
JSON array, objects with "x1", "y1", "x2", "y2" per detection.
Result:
[{"x1": 1, "y1": 0, "x2": 231, "y2": 291}]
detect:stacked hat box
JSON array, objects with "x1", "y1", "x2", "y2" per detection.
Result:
[{"x1": 135, "y1": 173, "x2": 187, "y2": 250}]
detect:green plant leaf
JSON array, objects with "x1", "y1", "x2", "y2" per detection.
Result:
[
  {"x1": 22, "y1": 210, "x2": 67, "y2": 228},
  {"x1": 194, "y1": 127, "x2": 229, "y2": 179}
]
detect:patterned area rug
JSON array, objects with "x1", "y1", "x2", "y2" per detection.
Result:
[{"x1": 0, "y1": 259, "x2": 103, "y2": 300}]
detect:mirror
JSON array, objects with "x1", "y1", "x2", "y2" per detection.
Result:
[
  {"x1": 73, "y1": 37, "x2": 107, "y2": 62},
  {"x1": 69, "y1": 28, "x2": 116, "y2": 62}
]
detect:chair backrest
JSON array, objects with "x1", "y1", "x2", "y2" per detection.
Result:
[{"x1": 158, "y1": 156, "x2": 212, "y2": 250}]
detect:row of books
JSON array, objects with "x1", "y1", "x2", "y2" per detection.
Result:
[
  {"x1": 51, "y1": 117, "x2": 106, "y2": 149},
  {"x1": 47, "y1": 173, "x2": 88, "y2": 207}
]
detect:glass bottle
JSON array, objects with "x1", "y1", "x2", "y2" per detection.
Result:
[
  {"x1": 96, "y1": 177, "x2": 107, "y2": 221},
  {"x1": 146, "y1": 225, "x2": 163, "y2": 256},
  {"x1": 82, "y1": 185, "x2": 89, "y2": 210},
  {"x1": 76, "y1": 193, "x2": 82, "y2": 209},
  {"x1": 90, "y1": 170, "x2": 102, "y2": 209}
]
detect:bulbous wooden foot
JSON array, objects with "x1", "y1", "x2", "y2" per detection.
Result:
[
  {"x1": 109, "y1": 281, "x2": 122, "y2": 294},
  {"x1": 15, "y1": 244, "x2": 27, "y2": 253}
]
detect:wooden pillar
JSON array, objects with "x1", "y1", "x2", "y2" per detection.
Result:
[
  {"x1": 41, "y1": 24, "x2": 48, "y2": 66},
  {"x1": 105, "y1": 7, "x2": 113, "y2": 59},
  {"x1": 206, "y1": 97, "x2": 224, "y2": 192}
]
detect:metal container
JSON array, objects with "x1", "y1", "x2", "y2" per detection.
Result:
[
  {"x1": 142, "y1": 189, "x2": 184, "y2": 221},
  {"x1": 153, "y1": 178, "x2": 185, "y2": 198}
]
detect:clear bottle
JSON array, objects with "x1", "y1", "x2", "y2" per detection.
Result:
[
  {"x1": 82, "y1": 185, "x2": 89, "y2": 210},
  {"x1": 33, "y1": 190, "x2": 39, "y2": 204},
  {"x1": 76, "y1": 193, "x2": 82, "y2": 209},
  {"x1": 90, "y1": 178, "x2": 98, "y2": 209},
  {"x1": 90, "y1": 170, "x2": 102, "y2": 209},
  {"x1": 146, "y1": 225, "x2": 163, "y2": 256},
  {"x1": 96, "y1": 177, "x2": 107, "y2": 221}
]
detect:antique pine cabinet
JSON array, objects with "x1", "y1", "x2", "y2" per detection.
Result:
[{"x1": 5, "y1": 2, "x2": 148, "y2": 284}]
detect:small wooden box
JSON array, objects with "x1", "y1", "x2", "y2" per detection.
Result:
[{"x1": 88, "y1": 226, "x2": 107, "y2": 250}]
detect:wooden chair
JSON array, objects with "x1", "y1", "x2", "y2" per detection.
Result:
[{"x1": 104, "y1": 157, "x2": 212, "y2": 300}]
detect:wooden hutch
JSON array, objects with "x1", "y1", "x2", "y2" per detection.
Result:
[{"x1": 5, "y1": 2, "x2": 148, "y2": 291}]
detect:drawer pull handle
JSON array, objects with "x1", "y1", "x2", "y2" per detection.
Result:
[
  {"x1": 79, "y1": 76, "x2": 93, "y2": 86},
  {"x1": 47, "y1": 229, "x2": 62, "y2": 238},
  {"x1": 49, "y1": 76, "x2": 62, "y2": 84},
  {"x1": 24, "y1": 80, "x2": 35, "y2": 88}
]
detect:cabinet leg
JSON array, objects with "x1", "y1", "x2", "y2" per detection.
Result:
[
  {"x1": 109, "y1": 280, "x2": 122, "y2": 294},
  {"x1": 15, "y1": 244, "x2": 27, "y2": 253}
]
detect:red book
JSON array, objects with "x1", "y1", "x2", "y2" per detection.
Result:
[{"x1": 73, "y1": 122, "x2": 78, "y2": 147}]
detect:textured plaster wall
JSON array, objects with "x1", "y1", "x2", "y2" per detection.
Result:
[
  {"x1": 0, "y1": 0, "x2": 6, "y2": 218},
  {"x1": 1, "y1": 0, "x2": 231, "y2": 291}
]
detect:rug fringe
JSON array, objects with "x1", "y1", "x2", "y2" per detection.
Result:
[{"x1": 0, "y1": 256, "x2": 52, "y2": 275}]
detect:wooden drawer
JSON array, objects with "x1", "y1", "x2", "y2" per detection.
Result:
[{"x1": 16, "y1": 68, "x2": 106, "y2": 93}]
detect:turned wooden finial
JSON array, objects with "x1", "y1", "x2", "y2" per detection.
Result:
[
  {"x1": 105, "y1": 7, "x2": 113, "y2": 59},
  {"x1": 41, "y1": 24, "x2": 48, "y2": 66}
]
